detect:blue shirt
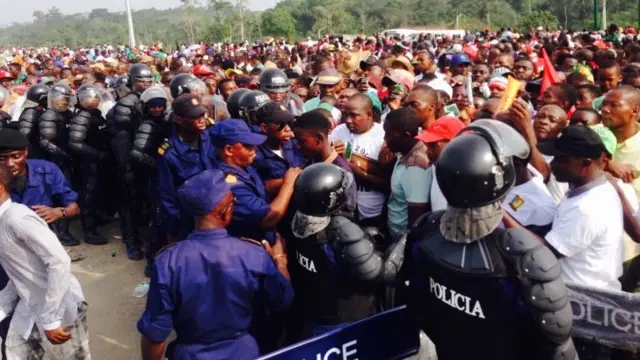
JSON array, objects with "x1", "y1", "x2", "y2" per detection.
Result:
[
  {"x1": 217, "y1": 162, "x2": 276, "y2": 244},
  {"x1": 10, "y1": 159, "x2": 78, "y2": 207},
  {"x1": 137, "y1": 228, "x2": 294, "y2": 360},
  {"x1": 156, "y1": 132, "x2": 216, "y2": 239},
  {"x1": 253, "y1": 140, "x2": 305, "y2": 181}
]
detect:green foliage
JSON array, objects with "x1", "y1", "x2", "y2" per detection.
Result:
[
  {"x1": 518, "y1": 10, "x2": 560, "y2": 30},
  {"x1": 0, "y1": 0, "x2": 637, "y2": 47}
]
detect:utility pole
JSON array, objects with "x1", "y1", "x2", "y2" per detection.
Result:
[
  {"x1": 602, "y1": 0, "x2": 607, "y2": 29},
  {"x1": 237, "y1": 0, "x2": 246, "y2": 42},
  {"x1": 593, "y1": 0, "x2": 598, "y2": 31},
  {"x1": 125, "y1": 0, "x2": 136, "y2": 48}
]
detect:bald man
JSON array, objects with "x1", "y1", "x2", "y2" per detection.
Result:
[
  {"x1": 403, "y1": 85, "x2": 438, "y2": 130},
  {"x1": 474, "y1": 98, "x2": 501, "y2": 120},
  {"x1": 329, "y1": 94, "x2": 390, "y2": 225},
  {"x1": 602, "y1": 86, "x2": 640, "y2": 193},
  {"x1": 493, "y1": 53, "x2": 515, "y2": 70},
  {"x1": 534, "y1": 104, "x2": 569, "y2": 141}
]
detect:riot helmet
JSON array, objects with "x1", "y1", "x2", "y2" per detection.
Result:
[
  {"x1": 436, "y1": 120, "x2": 517, "y2": 208},
  {"x1": 76, "y1": 84, "x2": 101, "y2": 110},
  {"x1": 169, "y1": 74, "x2": 207, "y2": 99},
  {"x1": 25, "y1": 84, "x2": 50, "y2": 108},
  {"x1": 259, "y1": 68, "x2": 290, "y2": 105},
  {"x1": 47, "y1": 83, "x2": 74, "y2": 112},
  {"x1": 259, "y1": 68, "x2": 290, "y2": 93},
  {"x1": 140, "y1": 87, "x2": 168, "y2": 118},
  {"x1": 128, "y1": 63, "x2": 153, "y2": 93},
  {"x1": 112, "y1": 75, "x2": 130, "y2": 99},
  {"x1": 226, "y1": 88, "x2": 250, "y2": 118},
  {"x1": 293, "y1": 163, "x2": 354, "y2": 217},
  {"x1": 467, "y1": 119, "x2": 530, "y2": 161},
  {"x1": 238, "y1": 90, "x2": 272, "y2": 125}
]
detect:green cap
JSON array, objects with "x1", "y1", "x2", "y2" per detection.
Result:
[
  {"x1": 364, "y1": 91, "x2": 382, "y2": 114},
  {"x1": 590, "y1": 124, "x2": 617, "y2": 156}
]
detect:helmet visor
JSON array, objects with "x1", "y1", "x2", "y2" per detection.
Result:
[{"x1": 464, "y1": 119, "x2": 531, "y2": 161}]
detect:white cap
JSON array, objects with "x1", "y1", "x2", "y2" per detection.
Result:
[{"x1": 427, "y1": 78, "x2": 453, "y2": 100}]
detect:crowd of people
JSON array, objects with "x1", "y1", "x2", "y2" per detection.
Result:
[{"x1": 0, "y1": 23, "x2": 639, "y2": 359}]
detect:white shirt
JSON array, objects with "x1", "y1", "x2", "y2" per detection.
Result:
[
  {"x1": 0, "y1": 199, "x2": 85, "y2": 340},
  {"x1": 329, "y1": 123, "x2": 386, "y2": 219},
  {"x1": 504, "y1": 175, "x2": 557, "y2": 227},
  {"x1": 542, "y1": 155, "x2": 570, "y2": 204},
  {"x1": 545, "y1": 178, "x2": 624, "y2": 290}
]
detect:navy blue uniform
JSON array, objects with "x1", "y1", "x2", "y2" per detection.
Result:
[
  {"x1": 10, "y1": 159, "x2": 78, "y2": 208},
  {"x1": 217, "y1": 162, "x2": 276, "y2": 245},
  {"x1": 253, "y1": 140, "x2": 305, "y2": 181},
  {"x1": 156, "y1": 132, "x2": 215, "y2": 240},
  {"x1": 137, "y1": 228, "x2": 294, "y2": 359}
]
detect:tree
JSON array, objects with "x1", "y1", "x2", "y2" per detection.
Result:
[
  {"x1": 32, "y1": 11, "x2": 46, "y2": 23},
  {"x1": 47, "y1": 6, "x2": 63, "y2": 21},
  {"x1": 517, "y1": 10, "x2": 559, "y2": 30},
  {"x1": 89, "y1": 8, "x2": 111, "y2": 19},
  {"x1": 261, "y1": 8, "x2": 297, "y2": 40}
]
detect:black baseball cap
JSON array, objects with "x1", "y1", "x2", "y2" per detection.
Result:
[
  {"x1": 538, "y1": 126, "x2": 607, "y2": 160},
  {"x1": 0, "y1": 129, "x2": 28, "y2": 152},
  {"x1": 173, "y1": 93, "x2": 206, "y2": 119},
  {"x1": 256, "y1": 102, "x2": 294, "y2": 124}
]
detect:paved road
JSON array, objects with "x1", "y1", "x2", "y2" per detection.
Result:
[{"x1": 68, "y1": 220, "x2": 147, "y2": 360}]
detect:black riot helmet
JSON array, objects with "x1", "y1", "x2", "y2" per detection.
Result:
[
  {"x1": 259, "y1": 68, "x2": 290, "y2": 93},
  {"x1": 25, "y1": 84, "x2": 50, "y2": 107},
  {"x1": 169, "y1": 73, "x2": 206, "y2": 99},
  {"x1": 436, "y1": 119, "x2": 518, "y2": 208},
  {"x1": 238, "y1": 90, "x2": 272, "y2": 125},
  {"x1": 293, "y1": 163, "x2": 353, "y2": 217},
  {"x1": 226, "y1": 88, "x2": 250, "y2": 118},
  {"x1": 128, "y1": 63, "x2": 153, "y2": 93}
]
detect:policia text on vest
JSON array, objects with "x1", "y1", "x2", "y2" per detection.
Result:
[{"x1": 430, "y1": 277, "x2": 486, "y2": 319}]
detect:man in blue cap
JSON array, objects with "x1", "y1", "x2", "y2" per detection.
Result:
[
  {"x1": 211, "y1": 119, "x2": 301, "y2": 245},
  {"x1": 156, "y1": 93, "x2": 216, "y2": 248},
  {"x1": 138, "y1": 169, "x2": 293, "y2": 360},
  {"x1": 252, "y1": 102, "x2": 305, "y2": 196},
  {"x1": 450, "y1": 53, "x2": 472, "y2": 77}
]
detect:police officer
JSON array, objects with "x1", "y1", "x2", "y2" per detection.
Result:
[
  {"x1": 130, "y1": 87, "x2": 171, "y2": 173},
  {"x1": 137, "y1": 169, "x2": 293, "y2": 360},
  {"x1": 130, "y1": 87, "x2": 171, "y2": 276},
  {"x1": 253, "y1": 102, "x2": 305, "y2": 195},
  {"x1": 107, "y1": 63, "x2": 153, "y2": 260},
  {"x1": 226, "y1": 88, "x2": 250, "y2": 119},
  {"x1": 405, "y1": 120, "x2": 577, "y2": 360},
  {"x1": 19, "y1": 84, "x2": 48, "y2": 159},
  {"x1": 39, "y1": 82, "x2": 77, "y2": 244},
  {"x1": 259, "y1": 68, "x2": 304, "y2": 116},
  {"x1": 156, "y1": 94, "x2": 215, "y2": 243},
  {"x1": 290, "y1": 163, "x2": 406, "y2": 336},
  {"x1": 68, "y1": 84, "x2": 110, "y2": 245},
  {"x1": 237, "y1": 90, "x2": 272, "y2": 127},
  {"x1": 0, "y1": 129, "x2": 81, "y2": 246},
  {"x1": 211, "y1": 119, "x2": 301, "y2": 246}
]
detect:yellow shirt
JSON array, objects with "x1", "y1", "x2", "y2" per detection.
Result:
[{"x1": 614, "y1": 126, "x2": 640, "y2": 260}]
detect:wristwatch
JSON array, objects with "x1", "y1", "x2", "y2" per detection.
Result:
[{"x1": 59, "y1": 208, "x2": 67, "y2": 219}]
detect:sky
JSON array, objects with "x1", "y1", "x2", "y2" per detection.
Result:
[{"x1": 0, "y1": 0, "x2": 279, "y2": 26}]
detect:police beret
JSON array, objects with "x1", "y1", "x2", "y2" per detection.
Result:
[
  {"x1": 210, "y1": 119, "x2": 266, "y2": 148},
  {"x1": 0, "y1": 129, "x2": 28, "y2": 152},
  {"x1": 173, "y1": 93, "x2": 206, "y2": 119},
  {"x1": 177, "y1": 170, "x2": 230, "y2": 216},
  {"x1": 256, "y1": 102, "x2": 294, "y2": 125}
]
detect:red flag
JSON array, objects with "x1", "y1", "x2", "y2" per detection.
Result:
[{"x1": 540, "y1": 49, "x2": 561, "y2": 94}]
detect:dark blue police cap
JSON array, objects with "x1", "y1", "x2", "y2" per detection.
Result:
[
  {"x1": 210, "y1": 119, "x2": 267, "y2": 148},
  {"x1": 177, "y1": 169, "x2": 230, "y2": 216}
]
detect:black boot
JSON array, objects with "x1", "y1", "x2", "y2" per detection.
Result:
[
  {"x1": 56, "y1": 219, "x2": 80, "y2": 247},
  {"x1": 84, "y1": 232, "x2": 108, "y2": 246}
]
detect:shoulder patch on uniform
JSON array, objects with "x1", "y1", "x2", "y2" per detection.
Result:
[
  {"x1": 509, "y1": 195, "x2": 525, "y2": 211},
  {"x1": 157, "y1": 142, "x2": 170, "y2": 156},
  {"x1": 206, "y1": 117, "x2": 215, "y2": 127},
  {"x1": 240, "y1": 237, "x2": 263, "y2": 246},
  {"x1": 156, "y1": 242, "x2": 178, "y2": 256},
  {"x1": 225, "y1": 174, "x2": 237, "y2": 184}
]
